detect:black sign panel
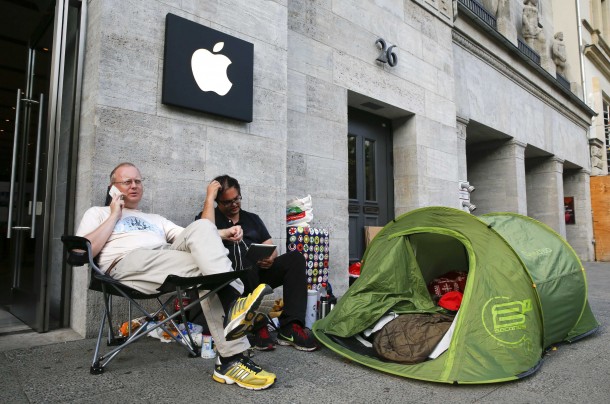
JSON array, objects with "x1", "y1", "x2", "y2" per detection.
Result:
[{"x1": 163, "y1": 13, "x2": 254, "y2": 122}]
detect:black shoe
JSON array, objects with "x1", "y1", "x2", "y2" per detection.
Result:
[
  {"x1": 277, "y1": 322, "x2": 319, "y2": 351},
  {"x1": 251, "y1": 326, "x2": 276, "y2": 351}
]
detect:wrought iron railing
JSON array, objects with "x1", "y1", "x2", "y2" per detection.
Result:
[
  {"x1": 517, "y1": 37, "x2": 541, "y2": 65},
  {"x1": 458, "y1": 0, "x2": 497, "y2": 30}
]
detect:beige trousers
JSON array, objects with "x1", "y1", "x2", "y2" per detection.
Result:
[{"x1": 111, "y1": 219, "x2": 250, "y2": 357}]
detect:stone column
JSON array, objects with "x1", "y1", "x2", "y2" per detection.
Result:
[
  {"x1": 564, "y1": 169, "x2": 595, "y2": 261},
  {"x1": 526, "y1": 156, "x2": 565, "y2": 235},
  {"x1": 467, "y1": 139, "x2": 527, "y2": 215},
  {"x1": 393, "y1": 115, "x2": 459, "y2": 214}
]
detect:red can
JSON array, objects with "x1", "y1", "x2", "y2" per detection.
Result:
[{"x1": 174, "y1": 293, "x2": 191, "y2": 312}]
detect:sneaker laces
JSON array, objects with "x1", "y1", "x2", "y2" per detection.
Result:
[{"x1": 242, "y1": 356, "x2": 262, "y2": 372}]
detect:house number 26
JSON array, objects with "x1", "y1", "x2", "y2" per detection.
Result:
[{"x1": 375, "y1": 38, "x2": 398, "y2": 67}]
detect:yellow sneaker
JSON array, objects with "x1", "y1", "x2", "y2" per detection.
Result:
[
  {"x1": 213, "y1": 354, "x2": 276, "y2": 390},
  {"x1": 224, "y1": 284, "x2": 274, "y2": 341}
]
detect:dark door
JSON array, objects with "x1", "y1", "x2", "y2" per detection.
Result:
[
  {"x1": 1, "y1": 0, "x2": 85, "y2": 331},
  {"x1": 1, "y1": 3, "x2": 54, "y2": 330},
  {"x1": 348, "y1": 107, "x2": 394, "y2": 263}
]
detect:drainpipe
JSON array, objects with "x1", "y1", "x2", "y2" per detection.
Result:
[
  {"x1": 576, "y1": 0, "x2": 597, "y2": 169},
  {"x1": 576, "y1": 0, "x2": 588, "y2": 105}
]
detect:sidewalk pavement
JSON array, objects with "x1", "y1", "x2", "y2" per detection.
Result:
[{"x1": 1, "y1": 262, "x2": 608, "y2": 404}]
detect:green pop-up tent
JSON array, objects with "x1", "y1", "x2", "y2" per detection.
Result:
[{"x1": 313, "y1": 207, "x2": 599, "y2": 384}]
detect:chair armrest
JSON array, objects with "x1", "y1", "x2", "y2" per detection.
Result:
[{"x1": 61, "y1": 235, "x2": 94, "y2": 267}]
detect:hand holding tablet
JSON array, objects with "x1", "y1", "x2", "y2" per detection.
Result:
[{"x1": 246, "y1": 243, "x2": 277, "y2": 262}]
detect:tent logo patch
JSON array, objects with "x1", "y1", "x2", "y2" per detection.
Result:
[
  {"x1": 520, "y1": 247, "x2": 552, "y2": 258},
  {"x1": 482, "y1": 297, "x2": 532, "y2": 344}
]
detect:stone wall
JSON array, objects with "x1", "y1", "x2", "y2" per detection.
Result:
[
  {"x1": 74, "y1": 0, "x2": 288, "y2": 336},
  {"x1": 71, "y1": 0, "x2": 595, "y2": 335},
  {"x1": 453, "y1": 3, "x2": 594, "y2": 260},
  {"x1": 286, "y1": 0, "x2": 459, "y2": 294},
  {"x1": 453, "y1": 33, "x2": 591, "y2": 169}
]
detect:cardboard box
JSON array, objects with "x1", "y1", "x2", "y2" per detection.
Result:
[{"x1": 364, "y1": 226, "x2": 383, "y2": 246}]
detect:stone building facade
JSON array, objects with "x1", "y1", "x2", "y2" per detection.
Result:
[
  {"x1": 73, "y1": 0, "x2": 593, "y2": 336},
  {"x1": 455, "y1": 0, "x2": 594, "y2": 260},
  {"x1": 0, "y1": 0, "x2": 595, "y2": 336},
  {"x1": 564, "y1": 0, "x2": 610, "y2": 260}
]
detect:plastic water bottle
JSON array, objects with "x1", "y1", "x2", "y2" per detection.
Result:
[
  {"x1": 305, "y1": 289, "x2": 318, "y2": 328},
  {"x1": 200, "y1": 334, "x2": 215, "y2": 359}
]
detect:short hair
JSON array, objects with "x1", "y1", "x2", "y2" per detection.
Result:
[
  {"x1": 110, "y1": 162, "x2": 138, "y2": 183},
  {"x1": 213, "y1": 175, "x2": 240, "y2": 200}
]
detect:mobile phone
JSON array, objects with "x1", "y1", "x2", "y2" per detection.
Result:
[{"x1": 109, "y1": 185, "x2": 123, "y2": 199}]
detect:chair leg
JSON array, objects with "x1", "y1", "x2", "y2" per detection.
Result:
[
  {"x1": 102, "y1": 290, "x2": 125, "y2": 346},
  {"x1": 173, "y1": 286, "x2": 200, "y2": 356},
  {"x1": 92, "y1": 292, "x2": 198, "y2": 369},
  {"x1": 91, "y1": 307, "x2": 107, "y2": 375},
  {"x1": 91, "y1": 293, "x2": 125, "y2": 374},
  {"x1": 87, "y1": 278, "x2": 237, "y2": 374}
]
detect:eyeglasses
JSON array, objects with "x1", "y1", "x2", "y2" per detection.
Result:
[
  {"x1": 218, "y1": 196, "x2": 242, "y2": 206},
  {"x1": 113, "y1": 178, "x2": 144, "y2": 187}
]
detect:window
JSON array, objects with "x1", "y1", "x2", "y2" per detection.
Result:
[
  {"x1": 364, "y1": 139, "x2": 377, "y2": 201},
  {"x1": 348, "y1": 135, "x2": 357, "y2": 199}
]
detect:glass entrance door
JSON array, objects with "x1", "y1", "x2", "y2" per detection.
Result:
[
  {"x1": 2, "y1": 4, "x2": 54, "y2": 331},
  {"x1": 1, "y1": 0, "x2": 85, "y2": 332}
]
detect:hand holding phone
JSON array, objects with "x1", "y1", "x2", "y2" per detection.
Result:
[
  {"x1": 109, "y1": 185, "x2": 123, "y2": 199},
  {"x1": 108, "y1": 185, "x2": 125, "y2": 215}
]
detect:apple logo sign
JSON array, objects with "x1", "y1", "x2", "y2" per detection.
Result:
[
  {"x1": 163, "y1": 13, "x2": 253, "y2": 122},
  {"x1": 191, "y1": 42, "x2": 233, "y2": 96}
]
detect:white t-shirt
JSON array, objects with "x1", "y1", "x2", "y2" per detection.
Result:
[{"x1": 76, "y1": 207, "x2": 184, "y2": 272}]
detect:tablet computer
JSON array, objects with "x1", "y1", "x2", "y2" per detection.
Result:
[{"x1": 245, "y1": 243, "x2": 277, "y2": 262}]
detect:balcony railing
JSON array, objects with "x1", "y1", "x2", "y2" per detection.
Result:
[
  {"x1": 556, "y1": 73, "x2": 570, "y2": 90},
  {"x1": 518, "y1": 37, "x2": 541, "y2": 65},
  {"x1": 458, "y1": 0, "x2": 497, "y2": 30}
]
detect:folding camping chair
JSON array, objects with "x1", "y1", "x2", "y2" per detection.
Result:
[{"x1": 61, "y1": 235, "x2": 246, "y2": 374}]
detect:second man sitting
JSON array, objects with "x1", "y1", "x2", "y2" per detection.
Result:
[{"x1": 197, "y1": 175, "x2": 318, "y2": 352}]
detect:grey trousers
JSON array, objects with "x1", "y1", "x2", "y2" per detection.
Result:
[{"x1": 111, "y1": 219, "x2": 250, "y2": 357}]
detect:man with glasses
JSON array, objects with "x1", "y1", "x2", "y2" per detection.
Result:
[
  {"x1": 197, "y1": 175, "x2": 318, "y2": 352},
  {"x1": 76, "y1": 162, "x2": 278, "y2": 390}
]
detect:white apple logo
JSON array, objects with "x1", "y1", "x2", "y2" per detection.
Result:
[{"x1": 191, "y1": 42, "x2": 233, "y2": 96}]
